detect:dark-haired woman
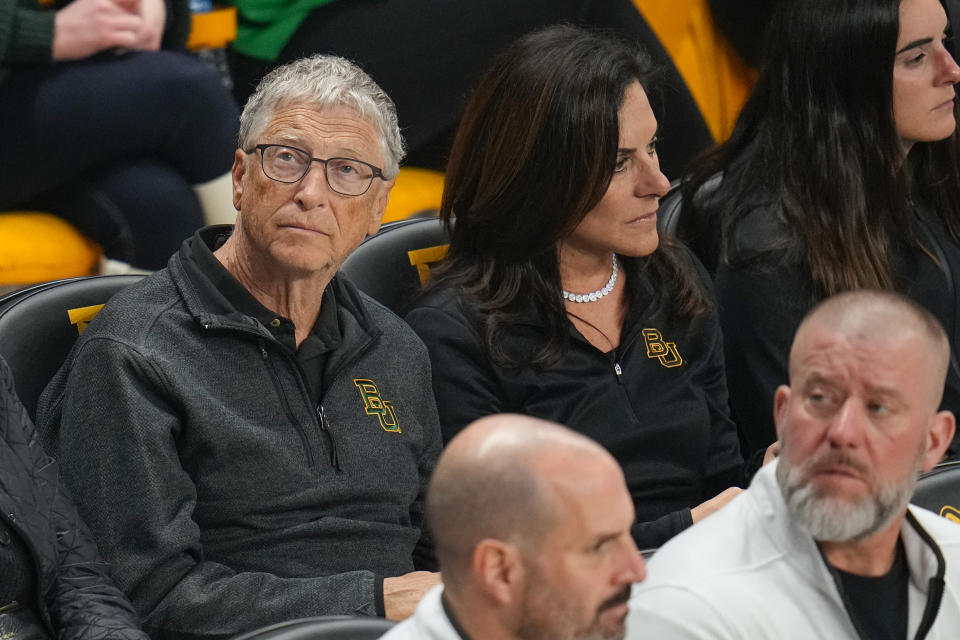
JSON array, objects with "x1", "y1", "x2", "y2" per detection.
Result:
[
  {"x1": 677, "y1": 0, "x2": 960, "y2": 464},
  {"x1": 0, "y1": 355, "x2": 147, "y2": 640},
  {"x1": 405, "y1": 25, "x2": 743, "y2": 549}
]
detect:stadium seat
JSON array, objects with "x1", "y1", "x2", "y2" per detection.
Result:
[
  {"x1": 913, "y1": 460, "x2": 960, "y2": 524},
  {"x1": 0, "y1": 275, "x2": 142, "y2": 420},
  {"x1": 0, "y1": 212, "x2": 101, "y2": 286},
  {"x1": 340, "y1": 217, "x2": 453, "y2": 315},
  {"x1": 382, "y1": 167, "x2": 445, "y2": 223},
  {"x1": 657, "y1": 180, "x2": 684, "y2": 238},
  {"x1": 230, "y1": 616, "x2": 395, "y2": 640}
]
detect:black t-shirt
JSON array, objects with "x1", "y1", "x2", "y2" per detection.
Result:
[{"x1": 834, "y1": 542, "x2": 910, "y2": 640}]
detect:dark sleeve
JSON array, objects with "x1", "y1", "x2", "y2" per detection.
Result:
[
  {"x1": 39, "y1": 339, "x2": 384, "y2": 640},
  {"x1": 628, "y1": 253, "x2": 741, "y2": 551},
  {"x1": 631, "y1": 511, "x2": 694, "y2": 551},
  {"x1": 0, "y1": 358, "x2": 148, "y2": 640},
  {"x1": 714, "y1": 255, "x2": 810, "y2": 467},
  {"x1": 405, "y1": 303, "x2": 504, "y2": 443},
  {"x1": 47, "y1": 482, "x2": 151, "y2": 640},
  {"x1": 0, "y1": 2, "x2": 55, "y2": 67},
  {"x1": 696, "y1": 292, "x2": 745, "y2": 495}
]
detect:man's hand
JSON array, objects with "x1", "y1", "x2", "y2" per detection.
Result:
[
  {"x1": 383, "y1": 571, "x2": 440, "y2": 621},
  {"x1": 134, "y1": 0, "x2": 166, "y2": 51},
  {"x1": 53, "y1": 0, "x2": 143, "y2": 60},
  {"x1": 690, "y1": 487, "x2": 743, "y2": 524}
]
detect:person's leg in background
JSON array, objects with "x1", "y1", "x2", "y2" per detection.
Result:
[
  {"x1": 31, "y1": 159, "x2": 204, "y2": 270},
  {"x1": 228, "y1": 0, "x2": 712, "y2": 178},
  {"x1": 0, "y1": 49, "x2": 239, "y2": 269}
]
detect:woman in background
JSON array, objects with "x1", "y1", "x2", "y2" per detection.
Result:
[
  {"x1": 406, "y1": 25, "x2": 743, "y2": 550},
  {"x1": 677, "y1": 0, "x2": 960, "y2": 464}
]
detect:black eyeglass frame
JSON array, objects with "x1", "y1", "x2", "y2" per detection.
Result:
[{"x1": 246, "y1": 143, "x2": 386, "y2": 196}]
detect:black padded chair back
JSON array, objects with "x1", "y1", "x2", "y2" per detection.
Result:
[
  {"x1": 230, "y1": 616, "x2": 395, "y2": 640},
  {"x1": 340, "y1": 217, "x2": 453, "y2": 314},
  {"x1": 657, "y1": 179, "x2": 684, "y2": 237},
  {"x1": 656, "y1": 173, "x2": 727, "y2": 239},
  {"x1": 913, "y1": 460, "x2": 960, "y2": 523},
  {"x1": 0, "y1": 275, "x2": 143, "y2": 420}
]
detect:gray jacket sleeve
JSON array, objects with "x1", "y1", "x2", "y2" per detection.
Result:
[
  {"x1": 409, "y1": 371, "x2": 441, "y2": 573},
  {"x1": 39, "y1": 337, "x2": 383, "y2": 640}
]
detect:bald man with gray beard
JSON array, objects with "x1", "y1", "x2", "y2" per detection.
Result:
[{"x1": 629, "y1": 289, "x2": 960, "y2": 639}]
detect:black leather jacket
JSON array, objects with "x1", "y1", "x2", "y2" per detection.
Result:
[{"x1": 0, "y1": 357, "x2": 147, "y2": 640}]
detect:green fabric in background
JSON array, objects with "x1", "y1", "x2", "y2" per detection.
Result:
[{"x1": 232, "y1": 0, "x2": 336, "y2": 60}]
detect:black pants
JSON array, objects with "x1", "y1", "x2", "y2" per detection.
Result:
[
  {"x1": 229, "y1": 0, "x2": 714, "y2": 178},
  {"x1": 0, "y1": 51, "x2": 239, "y2": 269}
]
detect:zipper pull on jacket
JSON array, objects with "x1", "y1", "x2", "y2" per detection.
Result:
[{"x1": 317, "y1": 404, "x2": 342, "y2": 472}]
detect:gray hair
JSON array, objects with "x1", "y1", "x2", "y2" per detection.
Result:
[{"x1": 238, "y1": 54, "x2": 405, "y2": 178}]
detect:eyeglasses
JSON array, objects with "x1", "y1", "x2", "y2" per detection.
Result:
[{"x1": 247, "y1": 143, "x2": 385, "y2": 196}]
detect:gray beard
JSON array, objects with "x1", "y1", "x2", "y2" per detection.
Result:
[{"x1": 776, "y1": 454, "x2": 918, "y2": 543}]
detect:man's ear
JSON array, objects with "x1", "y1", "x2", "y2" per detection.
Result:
[
  {"x1": 921, "y1": 410, "x2": 956, "y2": 472},
  {"x1": 231, "y1": 149, "x2": 247, "y2": 211},
  {"x1": 368, "y1": 177, "x2": 396, "y2": 236},
  {"x1": 471, "y1": 539, "x2": 522, "y2": 607},
  {"x1": 773, "y1": 385, "x2": 792, "y2": 442}
]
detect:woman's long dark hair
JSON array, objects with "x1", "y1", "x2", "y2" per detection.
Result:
[
  {"x1": 680, "y1": 0, "x2": 960, "y2": 296},
  {"x1": 433, "y1": 24, "x2": 708, "y2": 368}
]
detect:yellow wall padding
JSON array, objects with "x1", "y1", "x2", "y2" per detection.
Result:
[
  {"x1": 634, "y1": 0, "x2": 756, "y2": 142},
  {"x1": 0, "y1": 212, "x2": 101, "y2": 285},
  {"x1": 382, "y1": 167, "x2": 445, "y2": 223}
]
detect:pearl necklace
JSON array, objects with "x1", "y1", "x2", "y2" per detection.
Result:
[{"x1": 562, "y1": 254, "x2": 619, "y2": 303}]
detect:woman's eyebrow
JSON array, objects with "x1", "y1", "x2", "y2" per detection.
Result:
[
  {"x1": 896, "y1": 22, "x2": 951, "y2": 55},
  {"x1": 897, "y1": 37, "x2": 934, "y2": 55}
]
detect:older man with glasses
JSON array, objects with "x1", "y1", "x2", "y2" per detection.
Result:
[{"x1": 37, "y1": 54, "x2": 442, "y2": 640}]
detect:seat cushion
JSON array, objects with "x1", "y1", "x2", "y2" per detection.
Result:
[
  {"x1": 382, "y1": 167, "x2": 444, "y2": 223},
  {"x1": 0, "y1": 212, "x2": 101, "y2": 285}
]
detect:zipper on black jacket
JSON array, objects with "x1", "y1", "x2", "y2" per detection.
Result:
[
  {"x1": 308, "y1": 328, "x2": 382, "y2": 474},
  {"x1": 200, "y1": 295, "x2": 376, "y2": 476},
  {"x1": 259, "y1": 340, "x2": 318, "y2": 470},
  {"x1": 606, "y1": 325, "x2": 646, "y2": 386},
  {"x1": 317, "y1": 404, "x2": 342, "y2": 472}
]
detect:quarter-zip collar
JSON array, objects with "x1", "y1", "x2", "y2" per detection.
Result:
[
  {"x1": 168, "y1": 227, "x2": 382, "y2": 361},
  {"x1": 167, "y1": 227, "x2": 385, "y2": 473}
]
